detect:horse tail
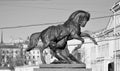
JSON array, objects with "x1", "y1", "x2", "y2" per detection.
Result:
[{"x1": 25, "y1": 32, "x2": 41, "y2": 52}]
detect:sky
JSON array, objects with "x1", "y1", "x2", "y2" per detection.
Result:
[{"x1": 0, "y1": 0, "x2": 117, "y2": 43}]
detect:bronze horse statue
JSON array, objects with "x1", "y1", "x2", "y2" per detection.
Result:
[{"x1": 25, "y1": 10, "x2": 98, "y2": 64}]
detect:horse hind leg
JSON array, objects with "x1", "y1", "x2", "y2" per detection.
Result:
[
  {"x1": 50, "y1": 48, "x2": 71, "y2": 64},
  {"x1": 39, "y1": 43, "x2": 49, "y2": 64},
  {"x1": 49, "y1": 41, "x2": 67, "y2": 63},
  {"x1": 57, "y1": 49, "x2": 71, "y2": 64},
  {"x1": 26, "y1": 38, "x2": 39, "y2": 52},
  {"x1": 52, "y1": 50, "x2": 65, "y2": 61},
  {"x1": 49, "y1": 40, "x2": 71, "y2": 64},
  {"x1": 25, "y1": 33, "x2": 40, "y2": 52},
  {"x1": 68, "y1": 54, "x2": 83, "y2": 64},
  {"x1": 49, "y1": 42, "x2": 63, "y2": 60}
]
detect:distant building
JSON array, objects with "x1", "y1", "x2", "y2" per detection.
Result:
[
  {"x1": 75, "y1": 1, "x2": 120, "y2": 71},
  {"x1": 25, "y1": 47, "x2": 41, "y2": 65},
  {"x1": 24, "y1": 45, "x2": 53, "y2": 65},
  {"x1": 0, "y1": 44, "x2": 20, "y2": 67},
  {"x1": 0, "y1": 45, "x2": 20, "y2": 57}
]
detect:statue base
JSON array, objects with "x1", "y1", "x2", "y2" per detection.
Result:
[{"x1": 34, "y1": 64, "x2": 92, "y2": 71}]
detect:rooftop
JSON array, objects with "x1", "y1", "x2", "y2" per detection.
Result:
[{"x1": 0, "y1": 44, "x2": 19, "y2": 49}]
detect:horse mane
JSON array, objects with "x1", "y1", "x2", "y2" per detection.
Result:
[{"x1": 64, "y1": 10, "x2": 90, "y2": 26}]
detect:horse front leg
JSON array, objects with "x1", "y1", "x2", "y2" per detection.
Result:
[
  {"x1": 71, "y1": 34, "x2": 85, "y2": 51},
  {"x1": 80, "y1": 32, "x2": 98, "y2": 45},
  {"x1": 72, "y1": 43, "x2": 82, "y2": 53}
]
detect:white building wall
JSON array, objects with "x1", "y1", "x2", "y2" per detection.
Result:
[
  {"x1": 79, "y1": 36, "x2": 119, "y2": 71},
  {"x1": 67, "y1": 39, "x2": 82, "y2": 53},
  {"x1": 14, "y1": 65, "x2": 39, "y2": 71},
  {"x1": 29, "y1": 49, "x2": 42, "y2": 65}
]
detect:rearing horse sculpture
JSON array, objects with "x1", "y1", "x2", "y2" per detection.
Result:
[{"x1": 25, "y1": 10, "x2": 98, "y2": 64}]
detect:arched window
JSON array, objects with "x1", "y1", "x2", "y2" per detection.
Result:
[{"x1": 108, "y1": 62, "x2": 114, "y2": 71}]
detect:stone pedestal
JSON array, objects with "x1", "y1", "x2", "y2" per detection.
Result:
[{"x1": 34, "y1": 64, "x2": 92, "y2": 71}]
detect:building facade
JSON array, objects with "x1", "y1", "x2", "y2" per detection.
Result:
[
  {"x1": 0, "y1": 44, "x2": 20, "y2": 67},
  {"x1": 77, "y1": 1, "x2": 120, "y2": 71},
  {"x1": 25, "y1": 47, "x2": 41, "y2": 65}
]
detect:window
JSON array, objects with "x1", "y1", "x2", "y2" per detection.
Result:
[
  {"x1": 2, "y1": 51, "x2": 5, "y2": 54},
  {"x1": 33, "y1": 56, "x2": 35, "y2": 59},
  {"x1": 33, "y1": 61, "x2": 35, "y2": 64},
  {"x1": 37, "y1": 56, "x2": 39, "y2": 58},
  {"x1": 37, "y1": 51, "x2": 39, "y2": 54},
  {"x1": 6, "y1": 50, "x2": 9, "y2": 54},
  {"x1": 15, "y1": 51, "x2": 18, "y2": 54},
  {"x1": 11, "y1": 51, "x2": 13, "y2": 54},
  {"x1": 33, "y1": 51, "x2": 35, "y2": 54},
  {"x1": 117, "y1": 32, "x2": 120, "y2": 36},
  {"x1": 28, "y1": 56, "x2": 31, "y2": 59},
  {"x1": 24, "y1": 56, "x2": 26, "y2": 59}
]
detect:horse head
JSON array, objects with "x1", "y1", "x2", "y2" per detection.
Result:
[{"x1": 68, "y1": 10, "x2": 90, "y2": 27}]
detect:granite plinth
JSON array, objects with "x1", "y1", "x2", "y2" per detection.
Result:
[{"x1": 34, "y1": 64, "x2": 92, "y2": 71}]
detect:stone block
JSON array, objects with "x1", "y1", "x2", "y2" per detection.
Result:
[{"x1": 34, "y1": 64, "x2": 92, "y2": 71}]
